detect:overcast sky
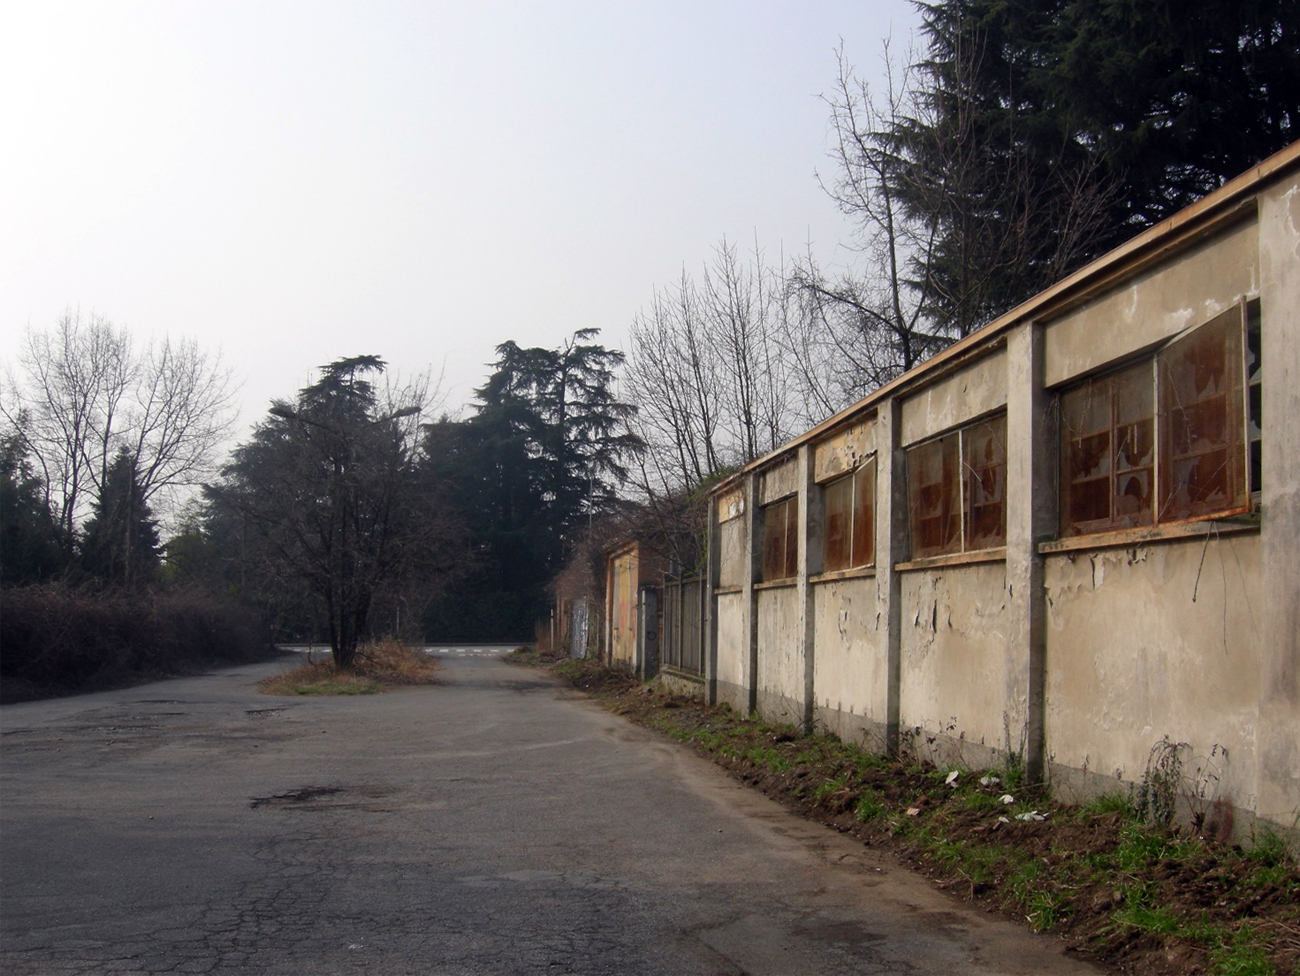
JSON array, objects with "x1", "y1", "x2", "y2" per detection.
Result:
[{"x1": 1, "y1": 1, "x2": 921, "y2": 435}]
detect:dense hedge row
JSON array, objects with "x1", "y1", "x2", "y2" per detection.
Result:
[{"x1": 0, "y1": 585, "x2": 271, "y2": 698}]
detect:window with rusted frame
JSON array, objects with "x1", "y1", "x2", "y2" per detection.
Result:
[
  {"x1": 1058, "y1": 302, "x2": 1253, "y2": 537},
  {"x1": 963, "y1": 416, "x2": 1008, "y2": 551},
  {"x1": 1157, "y1": 305, "x2": 1249, "y2": 522},
  {"x1": 1060, "y1": 361, "x2": 1154, "y2": 536},
  {"x1": 823, "y1": 458, "x2": 876, "y2": 573},
  {"x1": 907, "y1": 415, "x2": 1006, "y2": 559},
  {"x1": 762, "y1": 495, "x2": 798, "y2": 581},
  {"x1": 908, "y1": 432, "x2": 961, "y2": 558}
]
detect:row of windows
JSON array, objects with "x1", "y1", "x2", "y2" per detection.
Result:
[{"x1": 758, "y1": 305, "x2": 1259, "y2": 581}]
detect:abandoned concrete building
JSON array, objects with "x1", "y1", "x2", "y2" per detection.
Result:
[{"x1": 683, "y1": 142, "x2": 1299, "y2": 834}]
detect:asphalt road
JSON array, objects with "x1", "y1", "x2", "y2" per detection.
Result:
[{"x1": 0, "y1": 651, "x2": 1102, "y2": 975}]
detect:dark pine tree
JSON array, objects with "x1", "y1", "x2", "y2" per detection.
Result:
[
  {"x1": 80, "y1": 447, "x2": 161, "y2": 588},
  {"x1": 0, "y1": 428, "x2": 66, "y2": 585},
  {"x1": 421, "y1": 330, "x2": 642, "y2": 642},
  {"x1": 894, "y1": 0, "x2": 1300, "y2": 336}
]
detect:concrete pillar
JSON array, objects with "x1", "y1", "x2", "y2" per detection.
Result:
[
  {"x1": 638, "y1": 585, "x2": 659, "y2": 680},
  {"x1": 705, "y1": 491, "x2": 721, "y2": 705},
  {"x1": 876, "y1": 399, "x2": 907, "y2": 755},
  {"x1": 1005, "y1": 321, "x2": 1054, "y2": 783},
  {"x1": 796, "y1": 444, "x2": 823, "y2": 730},
  {"x1": 1256, "y1": 178, "x2": 1300, "y2": 827},
  {"x1": 743, "y1": 471, "x2": 762, "y2": 714}
]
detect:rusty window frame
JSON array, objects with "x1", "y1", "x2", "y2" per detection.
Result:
[
  {"x1": 1056, "y1": 301, "x2": 1252, "y2": 536},
  {"x1": 962, "y1": 416, "x2": 1007, "y2": 551},
  {"x1": 907, "y1": 415, "x2": 1007, "y2": 559},
  {"x1": 762, "y1": 496, "x2": 798, "y2": 581},
  {"x1": 1060, "y1": 361, "x2": 1155, "y2": 536},
  {"x1": 1157, "y1": 303, "x2": 1250, "y2": 523},
  {"x1": 823, "y1": 459, "x2": 876, "y2": 572}
]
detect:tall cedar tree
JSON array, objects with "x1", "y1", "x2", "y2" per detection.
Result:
[
  {"x1": 421, "y1": 330, "x2": 642, "y2": 641},
  {"x1": 896, "y1": 0, "x2": 1300, "y2": 336},
  {"x1": 210, "y1": 357, "x2": 448, "y2": 668}
]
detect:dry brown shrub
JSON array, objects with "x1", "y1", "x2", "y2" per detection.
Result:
[
  {"x1": 258, "y1": 639, "x2": 439, "y2": 696},
  {"x1": 353, "y1": 637, "x2": 442, "y2": 685}
]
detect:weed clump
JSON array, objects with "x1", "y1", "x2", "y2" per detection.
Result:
[{"x1": 258, "y1": 638, "x2": 440, "y2": 696}]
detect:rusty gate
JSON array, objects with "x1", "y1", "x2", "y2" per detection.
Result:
[{"x1": 660, "y1": 575, "x2": 703, "y2": 675}]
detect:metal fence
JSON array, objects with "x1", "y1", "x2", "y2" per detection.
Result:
[{"x1": 660, "y1": 576, "x2": 703, "y2": 675}]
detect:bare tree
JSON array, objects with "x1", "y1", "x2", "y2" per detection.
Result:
[
  {"x1": 625, "y1": 238, "x2": 809, "y2": 501},
  {"x1": 1, "y1": 310, "x2": 238, "y2": 550},
  {"x1": 792, "y1": 40, "x2": 1116, "y2": 405}
]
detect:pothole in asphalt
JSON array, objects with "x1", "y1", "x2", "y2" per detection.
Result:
[{"x1": 249, "y1": 785, "x2": 397, "y2": 811}]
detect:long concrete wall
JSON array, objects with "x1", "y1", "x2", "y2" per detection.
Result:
[{"x1": 703, "y1": 152, "x2": 1300, "y2": 832}]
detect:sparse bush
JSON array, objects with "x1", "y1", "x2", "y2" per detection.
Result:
[{"x1": 258, "y1": 638, "x2": 440, "y2": 696}]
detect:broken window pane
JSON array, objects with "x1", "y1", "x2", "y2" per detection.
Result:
[
  {"x1": 1158, "y1": 305, "x2": 1248, "y2": 522},
  {"x1": 963, "y1": 416, "x2": 1006, "y2": 551},
  {"x1": 1059, "y1": 360, "x2": 1153, "y2": 536},
  {"x1": 823, "y1": 476, "x2": 852, "y2": 573},
  {"x1": 784, "y1": 496, "x2": 799, "y2": 579},
  {"x1": 1246, "y1": 299, "x2": 1262, "y2": 494},
  {"x1": 762, "y1": 497, "x2": 797, "y2": 581},
  {"x1": 908, "y1": 432, "x2": 961, "y2": 558},
  {"x1": 852, "y1": 458, "x2": 876, "y2": 569},
  {"x1": 822, "y1": 459, "x2": 876, "y2": 573}
]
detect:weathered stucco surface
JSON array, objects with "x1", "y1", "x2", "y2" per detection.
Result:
[
  {"x1": 717, "y1": 517, "x2": 748, "y2": 589},
  {"x1": 714, "y1": 591, "x2": 749, "y2": 712},
  {"x1": 1045, "y1": 536, "x2": 1263, "y2": 813},
  {"x1": 756, "y1": 585, "x2": 803, "y2": 724},
  {"x1": 901, "y1": 350, "x2": 1007, "y2": 447},
  {"x1": 1043, "y1": 219, "x2": 1258, "y2": 387},
  {"x1": 812, "y1": 576, "x2": 888, "y2": 748},
  {"x1": 813, "y1": 418, "x2": 878, "y2": 483},
  {"x1": 1255, "y1": 176, "x2": 1300, "y2": 828},
  {"x1": 759, "y1": 459, "x2": 799, "y2": 505},
  {"x1": 899, "y1": 564, "x2": 1015, "y2": 767}
]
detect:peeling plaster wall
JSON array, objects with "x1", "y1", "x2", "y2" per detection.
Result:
[
  {"x1": 1043, "y1": 219, "x2": 1258, "y2": 387},
  {"x1": 717, "y1": 516, "x2": 747, "y2": 589},
  {"x1": 814, "y1": 418, "x2": 878, "y2": 483},
  {"x1": 813, "y1": 576, "x2": 888, "y2": 748},
  {"x1": 756, "y1": 586, "x2": 803, "y2": 724},
  {"x1": 901, "y1": 350, "x2": 1007, "y2": 446},
  {"x1": 899, "y1": 564, "x2": 1014, "y2": 767},
  {"x1": 714, "y1": 591, "x2": 749, "y2": 712},
  {"x1": 1255, "y1": 174, "x2": 1300, "y2": 828},
  {"x1": 1045, "y1": 537, "x2": 1264, "y2": 813},
  {"x1": 760, "y1": 459, "x2": 799, "y2": 504}
]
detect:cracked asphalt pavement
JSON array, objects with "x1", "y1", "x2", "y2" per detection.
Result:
[{"x1": 0, "y1": 652, "x2": 1102, "y2": 975}]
